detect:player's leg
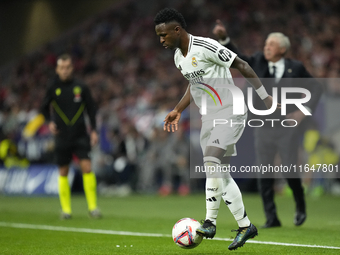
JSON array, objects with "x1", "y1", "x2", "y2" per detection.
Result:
[
  {"x1": 202, "y1": 145, "x2": 252, "y2": 226},
  {"x1": 204, "y1": 116, "x2": 250, "y2": 228},
  {"x1": 55, "y1": 139, "x2": 72, "y2": 219},
  {"x1": 76, "y1": 136, "x2": 101, "y2": 218},
  {"x1": 201, "y1": 115, "x2": 257, "y2": 249},
  {"x1": 197, "y1": 114, "x2": 256, "y2": 243},
  {"x1": 195, "y1": 121, "x2": 224, "y2": 238},
  {"x1": 204, "y1": 145, "x2": 226, "y2": 223},
  {"x1": 196, "y1": 147, "x2": 224, "y2": 238},
  {"x1": 220, "y1": 155, "x2": 250, "y2": 228},
  {"x1": 58, "y1": 165, "x2": 72, "y2": 218},
  {"x1": 219, "y1": 154, "x2": 258, "y2": 250},
  {"x1": 198, "y1": 145, "x2": 258, "y2": 248},
  {"x1": 79, "y1": 159, "x2": 101, "y2": 218}
]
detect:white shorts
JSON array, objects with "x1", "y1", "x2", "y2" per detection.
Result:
[{"x1": 200, "y1": 113, "x2": 247, "y2": 157}]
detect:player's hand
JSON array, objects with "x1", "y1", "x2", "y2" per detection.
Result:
[
  {"x1": 212, "y1": 19, "x2": 228, "y2": 40},
  {"x1": 48, "y1": 121, "x2": 59, "y2": 135},
  {"x1": 263, "y1": 95, "x2": 281, "y2": 111},
  {"x1": 90, "y1": 130, "x2": 99, "y2": 147},
  {"x1": 164, "y1": 110, "x2": 181, "y2": 132},
  {"x1": 286, "y1": 110, "x2": 306, "y2": 126}
]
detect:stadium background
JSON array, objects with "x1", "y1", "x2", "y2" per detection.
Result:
[{"x1": 0, "y1": 0, "x2": 340, "y2": 197}]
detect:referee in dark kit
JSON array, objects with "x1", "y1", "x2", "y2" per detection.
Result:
[{"x1": 41, "y1": 54, "x2": 101, "y2": 219}]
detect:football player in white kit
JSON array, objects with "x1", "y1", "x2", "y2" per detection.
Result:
[{"x1": 155, "y1": 8, "x2": 273, "y2": 250}]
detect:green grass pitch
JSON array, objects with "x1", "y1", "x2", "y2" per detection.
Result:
[{"x1": 0, "y1": 193, "x2": 339, "y2": 254}]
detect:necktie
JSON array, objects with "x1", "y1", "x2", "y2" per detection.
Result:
[{"x1": 272, "y1": 65, "x2": 276, "y2": 78}]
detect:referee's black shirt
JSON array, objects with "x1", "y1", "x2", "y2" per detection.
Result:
[{"x1": 40, "y1": 76, "x2": 97, "y2": 140}]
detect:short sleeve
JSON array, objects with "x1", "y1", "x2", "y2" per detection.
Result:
[{"x1": 204, "y1": 38, "x2": 237, "y2": 68}]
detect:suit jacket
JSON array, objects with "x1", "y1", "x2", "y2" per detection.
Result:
[{"x1": 225, "y1": 42, "x2": 323, "y2": 125}]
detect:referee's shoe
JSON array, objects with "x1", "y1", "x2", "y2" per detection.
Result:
[{"x1": 228, "y1": 223, "x2": 258, "y2": 250}]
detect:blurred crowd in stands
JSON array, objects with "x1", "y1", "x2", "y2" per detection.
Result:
[{"x1": 0, "y1": 0, "x2": 340, "y2": 196}]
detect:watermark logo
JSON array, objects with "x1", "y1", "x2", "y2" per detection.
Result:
[
  {"x1": 197, "y1": 82, "x2": 223, "y2": 115},
  {"x1": 200, "y1": 84, "x2": 311, "y2": 117}
]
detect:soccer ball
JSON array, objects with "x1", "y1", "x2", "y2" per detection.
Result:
[{"x1": 172, "y1": 218, "x2": 203, "y2": 249}]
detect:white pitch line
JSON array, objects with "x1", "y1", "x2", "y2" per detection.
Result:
[
  {"x1": 213, "y1": 237, "x2": 340, "y2": 250},
  {"x1": 0, "y1": 222, "x2": 169, "y2": 238},
  {"x1": 0, "y1": 222, "x2": 339, "y2": 250}
]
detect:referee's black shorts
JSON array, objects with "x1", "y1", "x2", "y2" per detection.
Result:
[{"x1": 54, "y1": 135, "x2": 91, "y2": 166}]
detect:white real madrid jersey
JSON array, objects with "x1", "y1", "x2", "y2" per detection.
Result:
[{"x1": 174, "y1": 35, "x2": 247, "y2": 121}]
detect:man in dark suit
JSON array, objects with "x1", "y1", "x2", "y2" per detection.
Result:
[{"x1": 213, "y1": 20, "x2": 323, "y2": 228}]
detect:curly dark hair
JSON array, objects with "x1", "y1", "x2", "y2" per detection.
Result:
[{"x1": 154, "y1": 8, "x2": 187, "y2": 29}]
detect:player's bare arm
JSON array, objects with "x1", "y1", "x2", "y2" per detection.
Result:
[
  {"x1": 164, "y1": 84, "x2": 191, "y2": 133},
  {"x1": 231, "y1": 56, "x2": 264, "y2": 90},
  {"x1": 231, "y1": 56, "x2": 275, "y2": 110}
]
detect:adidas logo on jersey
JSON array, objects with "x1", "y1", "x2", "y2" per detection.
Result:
[
  {"x1": 212, "y1": 139, "x2": 220, "y2": 144},
  {"x1": 206, "y1": 197, "x2": 217, "y2": 202},
  {"x1": 225, "y1": 200, "x2": 232, "y2": 205}
]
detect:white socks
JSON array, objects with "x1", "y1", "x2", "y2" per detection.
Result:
[
  {"x1": 203, "y1": 156, "x2": 250, "y2": 228},
  {"x1": 205, "y1": 177, "x2": 222, "y2": 225},
  {"x1": 220, "y1": 169, "x2": 250, "y2": 228},
  {"x1": 204, "y1": 156, "x2": 222, "y2": 225}
]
